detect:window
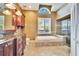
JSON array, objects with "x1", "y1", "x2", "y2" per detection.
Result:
[
  {"x1": 38, "y1": 7, "x2": 51, "y2": 15},
  {"x1": 0, "y1": 16, "x2": 4, "y2": 30},
  {"x1": 38, "y1": 18, "x2": 51, "y2": 34},
  {"x1": 0, "y1": 16, "x2": 5, "y2": 34},
  {"x1": 57, "y1": 19, "x2": 71, "y2": 35}
]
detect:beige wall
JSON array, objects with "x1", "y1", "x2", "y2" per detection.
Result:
[
  {"x1": 51, "y1": 12, "x2": 58, "y2": 34},
  {"x1": 0, "y1": 13, "x2": 15, "y2": 30},
  {"x1": 24, "y1": 10, "x2": 38, "y2": 40},
  {"x1": 4, "y1": 14, "x2": 15, "y2": 30}
]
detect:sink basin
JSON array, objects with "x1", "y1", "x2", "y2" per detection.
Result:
[{"x1": 0, "y1": 39, "x2": 6, "y2": 44}]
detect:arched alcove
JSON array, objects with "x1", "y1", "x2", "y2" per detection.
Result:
[
  {"x1": 38, "y1": 7, "x2": 51, "y2": 15},
  {"x1": 38, "y1": 6, "x2": 52, "y2": 35}
]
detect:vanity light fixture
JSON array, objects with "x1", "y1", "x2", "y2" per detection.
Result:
[
  {"x1": 3, "y1": 10, "x2": 11, "y2": 15},
  {"x1": 15, "y1": 10, "x2": 22, "y2": 16}
]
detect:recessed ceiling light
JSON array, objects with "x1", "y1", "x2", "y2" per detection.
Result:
[
  {"x1": 6, "y1": 3, "x2": 16, "y2": 9},
  {"x1": 28, "y1": 5, "x2": 32, "y2": 8}
]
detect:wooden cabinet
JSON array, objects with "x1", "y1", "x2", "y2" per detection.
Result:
[
  {"x1": 0, "y1": 35, "x2": 26, "y2": 56},
  {"x1": 12, "y1": 9, "x2": 25, "y2": 27},
  {"x1": 0, "y1": 38, "x2": 15, "y2": 56},
  {"x1": 4, "y1": 38, "x2": 14, "y2": 56},
  {"x1": 16, "y1": 16, "x2": 25, "y2": 27}
]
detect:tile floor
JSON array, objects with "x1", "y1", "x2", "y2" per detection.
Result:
[{"x1": 24, "y1": 40, "x2": 70, "y2": 56}]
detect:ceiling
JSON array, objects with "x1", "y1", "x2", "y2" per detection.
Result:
[
  {"x1": 19, "y1": 3, "x2": 67, "y2": 11},
  {"x1": 0, "y1": 3, "x2": 7, "y2": 12}
]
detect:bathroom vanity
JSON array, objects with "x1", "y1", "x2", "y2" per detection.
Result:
[
  {"x1": 0, "y1": 37, "x2": 15, "y2": 56},
  {"x1": 4, "y1": 38, "x2": 15, "y2": 56},
  {"x1": 0, "y1": 33, "x2": 26, "y2": 56}
]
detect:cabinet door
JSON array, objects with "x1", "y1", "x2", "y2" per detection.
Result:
[
  {"x1": 4, "y1": 40, "x2": 14, "y2": 56},
  {"x1": 0, "y1": 44, "x2": 4, "y2": 56},
  {"x1": 16, "y1": 16, "x2": 24, "y2": 27},
  {"x1": 4, "y1": 43, "x2": 8, "y2": 56},
  {"x1": 7, "y1": 41, "x2": 14, "y2": 56}
]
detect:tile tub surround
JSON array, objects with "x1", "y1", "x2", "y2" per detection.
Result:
[
  {"x1": 35, "y1": 36, "x2": 66, "y2": 41},
  {"x1": 35, "y1": 36, "x2": 66, "y2": 46},
  {"x1": 24, "y1": 40, "x2": 70, "y2": 56}
]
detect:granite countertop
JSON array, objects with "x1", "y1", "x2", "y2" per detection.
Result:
[
  {"x1": 0, "y1": 32, "x2": 25, "y2": 44},
  {"x1": 0, "y1": 34, "x2": 15, "y2": 44}
]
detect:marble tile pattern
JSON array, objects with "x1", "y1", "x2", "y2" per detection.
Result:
[{"x1": 24, "y1": 40, "x2": 70, "y2": 56}]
